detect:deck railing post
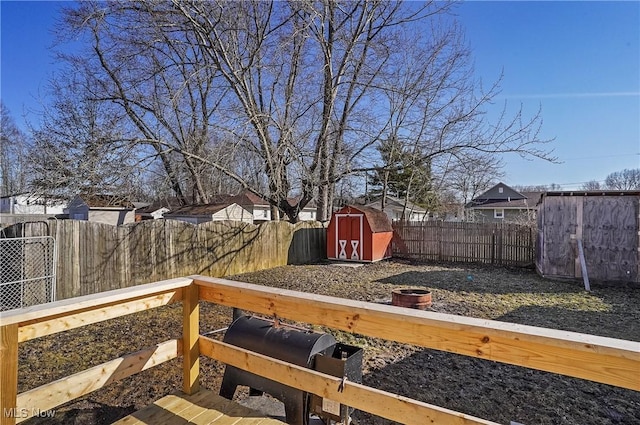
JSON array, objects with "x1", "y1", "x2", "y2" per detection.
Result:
[
  {"x1": 182, "y1": 283, "x2": 200, "y2": 395},
  {"x1": 1, "y1": 324, "x2": 18, "y2": 425}
]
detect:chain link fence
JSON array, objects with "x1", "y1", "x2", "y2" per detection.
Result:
[{"x1": 0, "y1": 236, "x2": 57, "y2": 311}]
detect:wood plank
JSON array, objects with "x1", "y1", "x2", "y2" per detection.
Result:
[
  {"x1": 16, "y1": 339, "x2": 180, "y2": 422},
  {"x1": 574, "y1": 197, "x2": 584, "y2": 279},
  {"x1": 17, "y1": 291, "x2": 182, "y2": 342},
  {"x1": 166, "y1": 391, "x2": 226, "y2": 424},
  {"x1": 208, "y1": 401, "x2": 265, "y2": 425},
  {"x1": 200, "y1": 337, "x2": 497, "y2": 425},
  {"x1": 112, "y1": 391, "x2": 286, "y2": 425},
  {"x1": 0, "y1": 277, "x2": 192, "y2": 327},
  {"x1": 182, "y1": 283, "x2": 200, "y2": 395},
  {"x1": 129, "y1": 393, "x2": 192, "y2": 425},
  {"x1": 0, "y1": 324, "x2": 18, "y2": 425},
  {"x1": 576, "y1": 239, "x2": 591, "y2": 292},
  {"x1": 195, "y1": 276, "x2": 640, "y2": 390},
  {"x1": 142, "y1": 391, "x2": 221, "y2": 425},
  {"x1": 187, "y1": 394, "x2": 234, "y2": 425}
]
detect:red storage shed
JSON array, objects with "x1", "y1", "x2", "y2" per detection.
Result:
[{"x1": 327, "y1": 205, "x2": 393, "y2": 262}]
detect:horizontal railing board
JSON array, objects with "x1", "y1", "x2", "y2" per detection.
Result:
[
  {"x1": 195, "y1": 276, "x2": 640, "y2": 391},
  {"x1": 16, "y1": 339, "x2": 181, "y2": 423},
  {"x1": 200, "y1": 336, "x2": 498, "y2": 425},
  {"x1": 0, "y1": 277, "x2": 192, "y2": 327},
  {"x1": 17, "y1": 291, "x2": 182, "y2": 342}
]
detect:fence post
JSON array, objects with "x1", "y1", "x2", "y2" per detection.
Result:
[
  {"x1": 1, "y1": 324, "x2": 18, "y2": 425},
  {"x1": 490, "y1": 230, "x2": 495, "y2": 265},
  {"x1": 182, "y1": 282, "x2": 200, "y2": 395},
  {"x1": 437, "y1": 221, "x2": 442, "y2": 262}
]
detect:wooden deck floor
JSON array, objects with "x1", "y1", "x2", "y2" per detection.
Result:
[{"x1": 112, "y1": 390, "x2": 287, "y2": 425}]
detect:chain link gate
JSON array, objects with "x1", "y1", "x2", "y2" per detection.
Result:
[{"x1": 0, "y1": 236, "x2": 57, "y2": 311}]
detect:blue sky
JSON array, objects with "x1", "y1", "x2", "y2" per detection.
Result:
[
  {"x1": 455, "y1": 1, "x2": 640, "y2": 189},
  {"x1": 1, "y1": 1, "x2": 639, "y2": 190}
]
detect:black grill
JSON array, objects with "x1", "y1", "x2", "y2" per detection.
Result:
[
  {"x1": 311, "y1": 343, "x2": 364, "y2": 423},
  {"x1": 219, "y1": 315, "x2": 337, "y2": 425}
]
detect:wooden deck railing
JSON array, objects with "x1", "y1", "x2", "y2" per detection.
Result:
[
  {"x1": 1, "y1": 276, "x2": 639, "y2": 425},
  {"x1": 0, "y1": 277, "x2": 193, "y2": 425}
]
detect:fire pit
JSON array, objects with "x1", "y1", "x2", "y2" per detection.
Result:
[{"x1": 391, "y1": 288, "x2": 432, "y2": 310}]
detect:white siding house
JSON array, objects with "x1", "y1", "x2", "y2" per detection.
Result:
[
  {"x1": 65, "y1": 194, "x2": 136, "y2": 226},
  {"x1": 212, "y1": 192, "x2": 318, "y2": 223},
  {"x1": 0, "y1": 194, "x2": 66, "y2": 215},
  {"x1": 297, "y1": 207, "x2": 317, "y2": 221},
  {"x1": 164, "y1": 203, "x2": 253, "y2": 224},
  {"x1": 365, "y1": 196, "x2": 427, "y2": 222}
]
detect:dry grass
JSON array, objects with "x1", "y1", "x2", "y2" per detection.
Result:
[{"x1": 19, "y1": 259, "x2": 640, "y2": 425}]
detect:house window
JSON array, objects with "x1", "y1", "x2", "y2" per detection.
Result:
[
  {"x1": 498, "y1": 187, "x2": 504, "y2": 193},
  {"x1": 494, "y1": 209, "x2": 504, "y2": 219}
]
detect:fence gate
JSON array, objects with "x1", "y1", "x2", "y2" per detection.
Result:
[{"x1": 0, "y1": 236, "x2": 57, "y2": 311}]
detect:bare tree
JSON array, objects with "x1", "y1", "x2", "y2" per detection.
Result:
[
  {"x1": 28, "y1": 75, "x2": 150, "y2": 202},
  {"x1": 46, "y1": 1, "x2": 555, "y2": 222},
  {"x1": 581, "y1": 180, "x2": 602, "y2": 190},
  {"x1": 443, "y1": 155, "x2": 503, "y2": 204},
  {"x1": 0, "y1": 103, "x2": 30, "y2": 197},
  {"x1": 604, "y1": 168, "x2": 640, "y2": 190}
]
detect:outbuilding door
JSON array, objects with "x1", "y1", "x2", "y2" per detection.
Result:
[{"x1": 335, "y1": 214, "x2": 363, "y2": 260}]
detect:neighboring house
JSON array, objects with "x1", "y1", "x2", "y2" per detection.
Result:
[
  {"x1": 296, "y1": 204, "x2": 317, "y2": 221},
  {"x1": 66, "y1": 194, "x2": 136, "y2": 226},
  {"x1": 217, "y1": 192, "x2": 272, "y2": 223},
  {"x1": 164, "y1": 202, "x2": 253, "y2": 224},
  {"x1": 135, "y1": 197, "x2": 184, "y2": 221},
  {"x1": 465, "y1": 183, "x2": 542, "y2": 223},
  {"x1": 212, "y1": 191, "x2": 318, "y2": 222},
  {"x1": 436, "y1": 202, "x2": 465, "y2": 222},
  {"x1": 0, "y1": 193, "x2": 66, "y2": 215},
  {"x1": 365, "y1": 196, "x2": 427, "y2": 222},
  {"x1": 287, "y1": 198, "x2": 318, "y2": 221}
]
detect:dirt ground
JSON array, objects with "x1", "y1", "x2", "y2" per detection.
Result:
[{"x1": 18, "y1": 259, "x2": 640, "y2": 425}]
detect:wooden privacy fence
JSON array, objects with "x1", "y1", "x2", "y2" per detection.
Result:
[
  {"x1": 392, "y1": 221, "x2": 535, "y2": 266},
  {"x1": 0, "y1": 219, "x2": 326, "y2": 300},
  {"x1": 536, "y1": 193, "x2": 640, "y2": 283},
  {"x1": 1, "y1": 276, "x2": 638, "y2": 425}
]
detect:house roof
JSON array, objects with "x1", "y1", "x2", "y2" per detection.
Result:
[
  {"x1": 210, "y1": 191, "x2": 270, "y2": 207},
  {"x1": 0, "y1": 193, "x2": 65, "y2": 201},
  {"x1": 78, "y1": 194, "x2": 135, "y2": 209},
  {"x1": 543, "y1": 190, "x2": 640, "y2": 197},
  {"x1": 0, "y1": 193, "x2": 30, "y2": 199},
  {"x1": 286, "y1": 197, "x2": 317, "y2": 210},
  {"x1": 336, "y1": 205, "x2": 393, "y2": 233},
  {"x1": 165, "y1": 203, "x2": 234, "y2": 217},
  {"x1": 212, "y1": 191, "x2": 316, "y2": 211},
  {"x1": 365, "y1": 196, "x2": 427, "y2": 213},
  {"x1": 468, "y1": 192, "x2": 543, "y2": 209},
  {"x1": 466, "y1": 182, "x2": 542, "y2": 210},
  {"x1": 136, "y1": 197, "x2": 185, "y2": 214}
]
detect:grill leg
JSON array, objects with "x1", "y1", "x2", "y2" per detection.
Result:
[
  {"x1": 219, "y1": 368, "x2": 238, "y2": 399},
  {"x1": 282, "y1": 391, "x2": 308, "y2": 425}
]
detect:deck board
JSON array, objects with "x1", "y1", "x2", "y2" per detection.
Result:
[{"x1": 112, "y1": 390, "x2": 286, "y2": 425}]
